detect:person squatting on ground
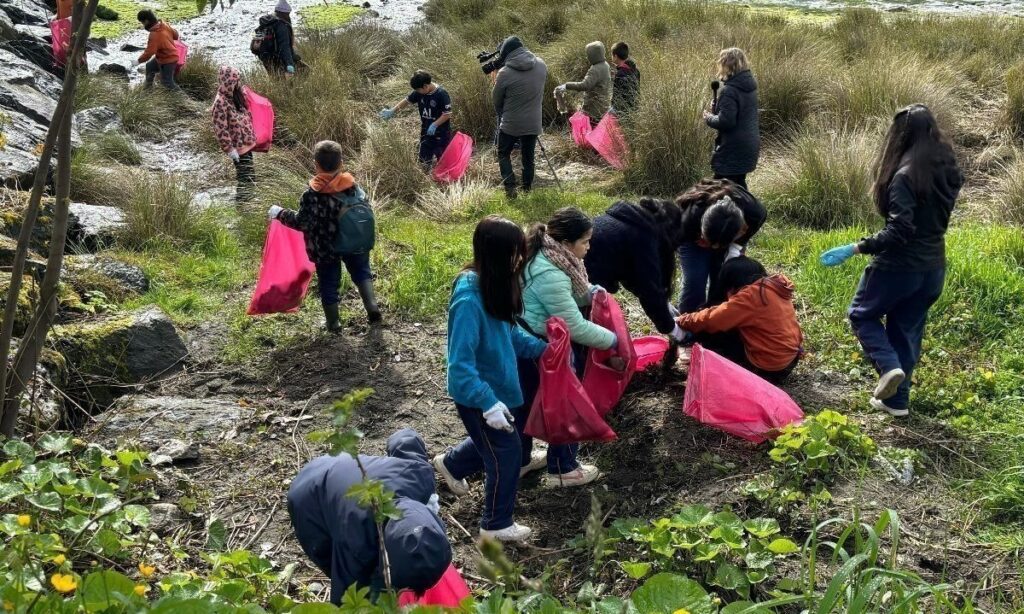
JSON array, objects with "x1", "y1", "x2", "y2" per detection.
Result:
[
  {"x1": 434, "y1": 216, "x2": 547, "y2": 543},
  {"x1": 676, "y1": 256, "x2": 803, "y2": 383},
  {"x1": 491, "y1": 36, "x2": 548, "y2": 199},
  {"x1": 610, "y1": 41, "x2": 640, "y2": 116},
  {"x1": 380, "y1": 70, "x2": 453, "y2": 165},
  {"x1": 253, "y1": 0, "x2": 301, "y2": 77},
  {"x1": 288, "y1": 429, "x2": 451, "y2": 605},
  {"x1": 268, "y1": 140, "x2": 382, "y2": 331},
  {"x1": 675, "y1": 179, "x2": 767, "y2": 315},
  {"x1": 820, "y1": 104, "x2": 962, "y2": 418},
  {"x1": 136, "y1": 10, "x2": 180, "y2": 91},
  {"x1": 584, "y1": 198, "x2": 687, "y2": 344},
  {"x1": 555, "y1": 41, "x2": 612, "y2": 126},
  {"x1": 704, "y1": 47, "x2": 759, "y2": 188},
  {"x1": 211, "y1": 66, "x2": 257, "y2": 204},
  {"x1": 520, "y1": 207, "x2": 621, "y2": 488}
]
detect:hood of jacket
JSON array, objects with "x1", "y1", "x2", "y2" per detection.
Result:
[
  {"x1": 758, "y1": 274, "x2": 794, "y2": 302},
  {"x1": 386, "y1": 429, "x2": 429, "y2": 463},
  {"x1": 503, "y1": 46, "x2": 537, "y2": 71},
  {"x1": 725, "y1": 69, "x2": 757, "y2": 93},
  {"x1": 309, "y1": 171, "x2": 355, "y2": 194},
  {"x1": 606, "y1": 200, "x2": 654, "y2": 232},
  {"x1": 384, "y1": 498, "x2": 451, "y2": 595},
  {"x1": 258, "y1": 14, "x2": 279, "y2": 27},
  {"x1": 216, "y1": 66, "x2": 241, "y2": 99},
  {"x1": 617, "y1": 58, "x2": 638, "y2": 74},
  {"x1": 586, "y1": 41, "x2": 606, "y2": 65}
]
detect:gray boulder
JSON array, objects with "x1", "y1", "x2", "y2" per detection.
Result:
[
  {"x1": 65, "y1": 254, "x2": 149, "y2": 296},
  {"x1": 0, "y1": 0, "x2": 50, "y2": 27},
  {"x1": 148, "y1": 503, "x2": 185, "y2": 535},
  {"x1": 68, "y1": 202, "x2": 125, "y2": 250},
  {"x1": 54, "y1": 306, "x2": 188, "y2": 409},
  {"x1": 90, "y1": 395, "x2": 246, "y2": 449},
  {"x1": 74, "y1": 106, "x2": 122, "y2": 135}
]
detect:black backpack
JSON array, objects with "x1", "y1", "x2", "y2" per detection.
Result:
[
  {"x1": 250, "y1": 17, "x2": 277, "y2": 57},
  {"x1": 331, "y1": 187, "x2": 376, "y2": 256}
]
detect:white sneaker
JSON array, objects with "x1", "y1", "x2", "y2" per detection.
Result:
[
  {"x1": 873, "y1": 368, "x2": 905, "y2": 401},
  {"x1": 480, "y1": 522, "x2": 533, "y2": 543},
  {"x1": 433, "y1": 454, "x2": 469, "y2": 497},
  {"x1": 545, "y1": 464, "x2": 601, "y2": 488},
  {"x1": 870, "y1": 397, "x2": 908, "y2": 417},
  {"x1": 520, "y1": 449, "x2": 547, "y2": 477},
  {"x1": 679, "y1": 345, "x2": 692, "y2": 365}
]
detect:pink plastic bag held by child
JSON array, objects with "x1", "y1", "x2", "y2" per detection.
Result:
[
  {"x1": 582, "y1": 291, "x2": 637, "y2": 416},
  {"x1": 569, "y1": 111, "x2": 593, "y2": 148},
  {"x1": 243, "y1": 86, "x2": 275, "y2": 153},
  {"x1": 586, "y1": 112, "x2": 630, "y2": 170},
  {"x1": 247, "y1": 220, "x2": 314, "y2": 315},
  {"x1": 173, "y1": 40, "x2": 188, "y2": 76},
  {"x1": 397, "y1": 564, "x2": 471, "y2": 608},
  {"x1": 525, "y1": 317, "x2": 617, "y2": 445},
  {"x1": 682, "y1": 344, "x2": 804, "y2": 443},
  {"x1": 633, "y1": 336, "x2": 669, "y2": 371},
  {"x1": 49, "y1": 18, "x2": 71, "y2": 67},
  {"x1": 433, "y1": 132, "x2": 473, "y2": 183}
]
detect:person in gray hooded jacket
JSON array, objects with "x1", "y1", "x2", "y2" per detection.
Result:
[
  {"x1": 493, "y1": 36, "x2": 548, "y2": 198},
  {"x1": 557, "y1": 41, "x2": 612, "y2": 125}
]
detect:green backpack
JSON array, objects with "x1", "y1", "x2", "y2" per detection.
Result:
[{"x1": 331, "y1": 186, "x2": 376, "y2": 256}]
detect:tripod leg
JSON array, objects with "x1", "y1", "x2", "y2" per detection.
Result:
[{"x1": 537, "y1": 137, "x2": 563, "y2": 191}]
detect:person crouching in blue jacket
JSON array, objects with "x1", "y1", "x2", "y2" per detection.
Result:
[
  {"x1": 287, "y1": 428, "x2": 451, "y2": 604},
  {"x1": 433, "y1": 215, "x2": 547, "y2": 544}
]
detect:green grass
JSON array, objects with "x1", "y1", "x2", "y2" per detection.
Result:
[
  {"x1": 89, "y1": 0, "x2": 200, "y2": 39},
  {"x1": 297, "y1": 4, "x2": 363, "y2": 29}
]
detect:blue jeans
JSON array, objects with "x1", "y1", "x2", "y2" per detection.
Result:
[
  {"x1": 678, "y1": 241, "x2": 725, "y2": 313},
  {"x1": 444, "y1": 405, "x2": 522, "y2": 531},
  {"x1": 848, "y1": 266, "x2": 945, "y2": 410},
  {"x1": 516, "y1": 357, "x2": 580, "y2": 475},
  {"x1": 315, "y1": 254, "x2": 373, "y2": 305},
  {"x1": 144, "y1": 59, "x2": 180, "y2": 90}
]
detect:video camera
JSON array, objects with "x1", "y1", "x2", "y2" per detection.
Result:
[{"x1": 477, "y1": 48, "x2": 502, "y2": 75}]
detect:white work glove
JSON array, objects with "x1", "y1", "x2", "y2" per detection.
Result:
[
  {"x1": 482, "y1": 402, "x2": 514, "y2": 433},
  {"x1": 589, "y1": 284, "x2": 605, "y2": 297},
  {"x1": 670, "y1": 323, "x2": 686, "y2": 343},
  {"x1": 554, "y1": 84, "x2": 567, "y2": 94},
  {"x1": 726, "y1": 243, "x2": 743, "y2": 261},
  {"x1": 668, "y1": 302, "x2": 681, "y2": 318},
  {"x1": 267, "y1": 205, "x2": 283, "y2": 220},
  {"x1": 426, "y1": 493, "x2": 440, "y2": 515},
  {"x1": 228, "y1": 148, "x2": 240, "y2": 163}
]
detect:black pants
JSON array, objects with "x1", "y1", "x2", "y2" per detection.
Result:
[
  {"x1": 235, "y1": 151, "x2": 255, "y2": 203},
  {"x1": 694, "y1": 330, "x2": 798, "y2": 384},
  {"x1": 714, "y1": 173, "x2": 747, "y2": 189},
  {"x1": 418, "y1": 129, "x2": 451, "y2": 164},
  {"x1": 497, "y1": 131, "x2": 537, "y2": 196},
  {"x1": 144, "y1": 59, "x2": 179, "y2": 90}
]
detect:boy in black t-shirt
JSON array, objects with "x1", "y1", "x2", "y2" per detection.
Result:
[{"x1": 379, "y1": 70, "x2": 453, "y2": 164}]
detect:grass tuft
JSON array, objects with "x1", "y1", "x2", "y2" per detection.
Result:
[
  {"x1": 83, "y1": 131, "x2": 143, "y2": 166},
  {"x1": 177, "y1": 50, "x2": 220, "y2": 101},
  {"x1": 355, "y1": 121, "x2": 431, "y2": 206}
]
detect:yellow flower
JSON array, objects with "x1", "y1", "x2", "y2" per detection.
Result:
[
  {"x1": 16, "y1": 514, "x2": 30, "y2": 527},
  {"x1": 50, "y1": 573, "x2": 77, "y2": 593},
  {"x1": 138, "y1": 562, "x2": 156, "y2": 579},
  {"x1": 982, "y1": 370, "x2": 995, "y2": 381},
  {"x1": 3, "y1": 600, "x2": 14, "y2": 612},
  {"x1": 52, "y1": 554, "x2": 66, "y2": 566},
  {"x1": 851, "y1": 352, "x2": 861, "y2": 362},
  {"x1": 672, "y1": 610, "x2": 691, "y2": 614},
  {"x1": 133, "y1": 584, "x2": 148, "y2": 597}
]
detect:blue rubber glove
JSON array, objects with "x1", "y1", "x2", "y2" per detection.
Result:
[
  {"x1": 426, "y1": 123, "x2": 438, "y2": 136},
  {"x1": 820, "y1": 244, "x2": 857, "y2": 267},
  {"x1": 379, "y1": 108, "x2": 395, "y2": 120},
  {"x1": 286, "y1": 65, "x2": 295, "y2": 74}
]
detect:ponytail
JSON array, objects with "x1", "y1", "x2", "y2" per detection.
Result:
[{"x1": 526, "y1": 223, "x2": 547, "y2": 262}]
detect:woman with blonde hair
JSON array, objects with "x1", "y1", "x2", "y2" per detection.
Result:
[{"x1": 703, "y1": 47, "x2": 760, "y2": 188}]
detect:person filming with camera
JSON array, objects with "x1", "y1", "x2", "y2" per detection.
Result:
[{"x1": 484, "y1": 36, "x2": 548, "y2": 199}]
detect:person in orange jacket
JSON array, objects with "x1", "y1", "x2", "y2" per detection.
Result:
[
  {"x1": 136, "y1": 10, "x2": 180, "y2": 91},
  {"x1": 56, "y1": 0, "x2": 72, "y2": 19},
  {"x1": 676, "y1": 256, "x2": 803, "y2": 383}
]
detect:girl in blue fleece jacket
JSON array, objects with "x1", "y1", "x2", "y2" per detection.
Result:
[{"x1": 435, "y1": 215, "x2": 546, "y2": 544}]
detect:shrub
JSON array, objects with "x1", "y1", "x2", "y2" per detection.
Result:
[
  {"x1": 758, "y1": 124, "x2": 878, "y2": 229},
  {"x1": 355, "y1": 121, "x2": 431, "y2": 206},
  {"x1": 303, "y1": 23, "x2": 404, "y2": 84},
  {"x1": 993, "y1": 153, "x2": 1024, "y2": 225},
  {"x1": 176, "y1": 49, "x2": 219, "y2": 100},
  {"x1": 115, "y1": 87, "x2": 177, "y2": 138},
  {"x1": 69, "y1": 150, "x2": 121, "y2": 205},
  {"x1": 84, "y1": 131, "x2": 142, "y2": 166},
  {"x1": 752, "y1": 36, "x2": 835, "y2": 135},
  {"x1": 1005, "y1": 62, "x2": 1024, "y2": 137},
  {"x1": 74, "y1": 73, "x2": 120, "y2": 110}
]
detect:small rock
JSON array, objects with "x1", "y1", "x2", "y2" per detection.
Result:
[
  {"x1": 368, "y1": 9, "x2": 380, "y2": 17},
  {"x1": 89, "y1": 395, "x2": 247, "y2": 448},
  {"x1": 307, "y1": 582, "x2": 325, "y2": 594},
  {"x1": 120, "y1": 43, "x2": 144, "y2": 52},
  {"x1": 154, "y1": 438, "x2": 199, "y2": 463},
  {"x1": 87, "y1": 36, "x2": 108, "y2": 49},
  {"x1": 149, "y1": 503, "x2": 185, "y2": 535},
  {"x1": 68, "y1": 202, "x2": 126, "y2": 251},
  {"x1": 191, "y1": 187, "x2": 236, "y2": 210},
  {"x1": 361, "y1": 1, "x2": 370, "y2": 6},
  {"x1": 73, "y1": 106, "x2": 122, "y2": 135},
  {"x1": 65, "y1": 255, "x2": 150, "y2": 296},
  {"x1": 97, "y1": 63, "x2": 129, "y2": 80}
]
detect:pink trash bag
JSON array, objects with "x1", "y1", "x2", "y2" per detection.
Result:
[
  {"x1": 247, "y1": 220, "x2": 314, "y2": 315},
  {"x1": 586, "y1": 112, "x2": 630, "y2": 170},
  {"x1": 634, "y1": 336, "x2": 669, "y2": 372},
  {"x1": 433, "y1": 132, "x2": 473, "y2": 183},
  {"x1": 582, "y1": 291, "x2": 637, "y2": 417},
  {"x1": 397, "y1": 564, "x2": 472, "y2": 608},
  {"x1": 569, "y1": 111, "x2": 593, "y2": 148},
  {"x1": 243, "y1": 86, "x2": 275, "y2": 153},
  {"x1": 525, "y1": 317, "x2": 617, "y2": 445},
  {"x1": 174, "y1": 40, "x2": 188, "y2": 76},
  {"x1": 682, "y1": 344, "x2": 804, "y2": 443},
  {"x1": 50, "y1": 18, "x2": 71, "y2": 67}
]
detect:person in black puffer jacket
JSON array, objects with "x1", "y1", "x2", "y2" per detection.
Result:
[
  {"x1": 704, "y1": 48, "x2": 759, "y2": 188},
  {"x1": 610, "y1": 41, "x2": 640, "y2": 116},
  {"x1": 584, "y1": 198, "x2": 686, "y2": 342}
]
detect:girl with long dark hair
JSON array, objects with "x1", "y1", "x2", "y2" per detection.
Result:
[
  {"x1": 821, "y1": 104, "x2": 963, "y2": 417},
  {"x1": 435, "y1": 216, "x2": 546, "y2": 542},
  {"x1": 211, "y1": 66, "x2": 257, "y2": 203},
  {"x1": 519, "y1": 207, "x2": 616, "y2": 488}
]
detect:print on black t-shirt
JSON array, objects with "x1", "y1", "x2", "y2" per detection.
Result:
[{"x1": 406, "y1": 86, "x2": 452, "y2": 134}]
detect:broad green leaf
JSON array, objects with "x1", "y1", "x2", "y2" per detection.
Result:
[
  {"x1": 630, "y1": 573, "x2": 716, "y2": 614},
  {"x1": 0, "y1": 481, "x2": 25, "y2": 502},
  {"x1": 767, "y1": 538, "x2": 799, "y2": 554},
  {"x1": 92, "y1": 528, "x2": 123, "y2": 556},
  {"x1": 123, "y1": 504, "x2": 151, "y2": 527},
  {"x1": 38, "y1": 434, "x2": 72, "y2": 455},
  {"x1": 710, "y1": 561, "x2": 748, "y2": 591},
  {"x1": 743, "y1": 518, "x2": 781, "y2": 538},
  {"x1": 19, "y1": 464, "x2": 53, "y2": 489},
  {"x1": 672, "y1": 504, "x2": 712, "y2": 528},
  {"x1": 721, "y1": 601, "x2": 775, "y2": 614},
  {"x1": 746, "y1": 569, "x2": 769, "y2": 584},
  {"x1": 82, "y1": 570, "x2": 136, "y2": 612},
  {"x1": 26, "y1": 491, "x2": 62, "y2": 512},
  {"x1": 711, "y1": 511, "x2": 744, "y2": 533},
  {"x1": 3, "y1": 440, "x2": 35, "y2": 463},
  {"x1": 0, "y1": 458, "x2": 23, "y2": 477},
  {"x1": 709, "y1": 525, "x2": 745, "y2": 550},
  {"x1": 620, "y1": 561, "x2": 652, "y2": 580},
  {"x1": 206, "y1": 517, "x2": 227, "y2": 551},
  {"x1": 745, "y1": 550, "x2": 776, "y2": 570},
  {"x1": 149, "y1": 597, "x2": 225, "y2": 613}
]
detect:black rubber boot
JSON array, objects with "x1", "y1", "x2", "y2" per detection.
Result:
[
  {"x1": 322, "y1": 302, "x2": 342, "y2": 333},
  {"x1": 355, "y1": 280, "x2": 383, "y2": 324}
]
